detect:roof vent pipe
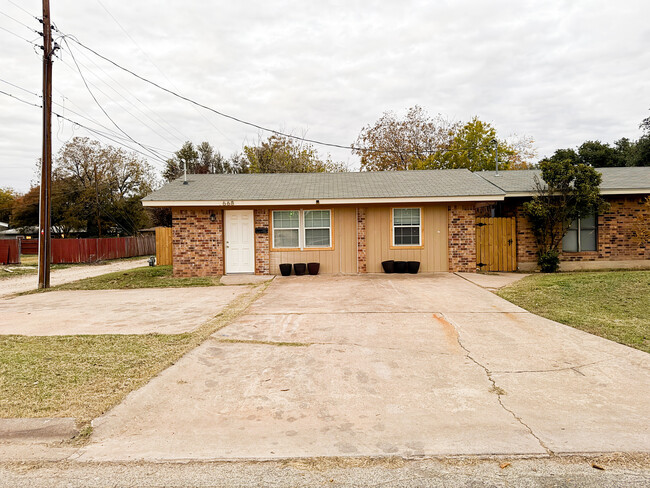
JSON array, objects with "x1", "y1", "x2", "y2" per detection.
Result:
[
  {"x1": 183, "y1": 160, "x2": 188, "y2": 185},
  {"x1": 492, "y1": 139, "x2": 499, "y2": 177}
]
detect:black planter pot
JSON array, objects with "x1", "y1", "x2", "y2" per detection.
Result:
[
  {"x1": 394, "y1": 261, "x2": 407, "y2": 273},
  {"x1": 307, "y1": 262, "x2": 320, "y2": 275},
  {"x1": 294, "y1": 263, "x2": 307, "y2": 276},
  {"x1": 279, "y1": 263, "x2": 292, "y2": 276},
  {"x1": 407, "y1": 261, "x2": 420, "y2": 274},
  {"x1": 381, "y1": 260, "x2": 395, "y2": 273}
]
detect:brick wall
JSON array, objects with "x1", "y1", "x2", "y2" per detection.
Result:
[
  {"x1": 508, "y1": 196, "x2": 650, "y2": 264},
  {"x1": 357, "y1": 207, "x2": 367, "y2": 273},
  {"x1": 254, "y1": 209, "x2": 270, "y2": 274},
  {"x1": 172, "y1": 208, "x2": 223, "y2": 277},
  {"x1": 448, "y1": 204, "x2": 476, "y2": 272}
]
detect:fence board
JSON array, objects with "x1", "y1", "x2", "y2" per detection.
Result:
[
  {"x1": 155, "y1": 227, "x2": 172, "y2": 265},
  {"x1": 49, "y1": 236, "x2": 155, "y2": 264},
  {"x1": 0, "y1": 240, "x2": 20, "y2": 264}
]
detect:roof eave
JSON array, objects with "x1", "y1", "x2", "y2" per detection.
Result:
[{"x1": 142, "y1": 194, "x2": 506, "y2": 207}]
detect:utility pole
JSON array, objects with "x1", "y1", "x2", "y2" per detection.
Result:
[{"x1": 38, "y1": 0, "x2": 53, "y2": 288}]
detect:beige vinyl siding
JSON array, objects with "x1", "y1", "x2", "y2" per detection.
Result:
[
  {"x1": 366, "y1": 205, "x2": 448, "y2": 272},
  {"x1": 270, "y1": 207, "x2": 357, "y2": 274}
]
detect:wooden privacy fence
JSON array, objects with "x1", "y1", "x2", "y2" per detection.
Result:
[
  {"x1": 155, "y1": 227, "x2": 172, "y2": 265},
  {"x1": 475, "y1": 217, "x2": 517, "y2": 272},
  {"x1": 20, "y1": 239, "x2": 39, "y2": 255},
  {"x1": 0, "y1": 240, "x2": 20, "y2": 265},
  {"x1": 50, "y1": 236, "x2": 155, "y2": 263}
]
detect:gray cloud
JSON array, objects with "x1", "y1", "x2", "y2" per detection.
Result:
[{"x1": 1, "y1": 0, "x2": 649, "y2": 192}]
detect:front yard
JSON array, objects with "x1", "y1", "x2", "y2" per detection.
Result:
[
  {"x1": 0, "y1": 283, "x2": 265, "y2": 429},
  {"x1": 498, "y1": 270, "x2": 650, "y2": 354}
]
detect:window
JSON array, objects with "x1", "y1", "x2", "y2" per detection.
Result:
[
  {"x1": 304, "y1": 210, "x2": 331, "y2": 248},
  {"x1": 562, "y1": 213, "x2": 597, "y2": 252},
  {"x1": 393, "y1": 208, "x2": 421, "y2": 246},
  {"x1": 272, "y1": 209, "x2": 332, "y2": 249},
  {"x1": 272, "y1": 210, "x2": 300, "y2": 248}
]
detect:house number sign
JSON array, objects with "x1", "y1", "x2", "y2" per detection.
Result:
[{"x1": 222, "y1": 200, "x2": 235, "y2": 206}]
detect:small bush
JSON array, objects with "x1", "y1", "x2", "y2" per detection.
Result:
[{"x1": 538, "y1": 249, "x2": 560, "y2": 273}]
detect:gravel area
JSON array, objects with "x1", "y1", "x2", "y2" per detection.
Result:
[{"x1": 0, "y1": 259, "x2": 149, "y2": 297}]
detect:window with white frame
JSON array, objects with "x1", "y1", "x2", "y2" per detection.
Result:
[
  {"x1": 393, "y1": 208, "x2": 421, "y2": 246},
  {"x1": 562, "y1": 213, "x2": 597, "y2": 252},
  {"x1": 272, "y1": 209, "x2": 331, "y2": 249},
  {"x1": 272, "y1": 210, "x2": 300, "y2": 248},
  {"x1": 304, "y1": 210, "x2": 331, "y2": 248}
]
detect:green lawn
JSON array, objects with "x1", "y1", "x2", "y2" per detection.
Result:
[
  {"x1": 51, "y1": 265, "x2": 222, "y2": 290},
  {"x1": 0, "y1": 283, "x2": 267, "y2": 428},
  {"x1": 497, "y1": 270, "x2": 650, "y2": 353}
]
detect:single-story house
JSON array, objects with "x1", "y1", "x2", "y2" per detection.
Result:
[{"x1": 142, "y1": 167, "x2": 650, "y2": 276}]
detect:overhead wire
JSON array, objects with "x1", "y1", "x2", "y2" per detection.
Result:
[
  {"x1": 6, "y1": 0, "x2": 39, "y2": 20},
  {"x1": 0, "y1": 9, "x2": 40, "y2": 34},
  {"x1": 0, "y1": 24, "x2": 40, "y2": 46},
  {"x1": 57, "y1": 41, "x2": 186, "y2": 146},
  {"x1": 0, "y1": 87, "x2": 169, "y2": 167},
  {"x1": 94, "y1": 0, "x2": 238, "y2": 147},
  {"x1": 60, "y1": 36, "x2": 170, "y2": 164},
  {"x1": 0, "y1": 77, "x2": 173, "y2": 157}
]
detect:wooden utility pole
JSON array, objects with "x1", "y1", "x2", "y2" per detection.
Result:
[{"x1": 38, "y1": 0, "x2": 53, "y2": 288}]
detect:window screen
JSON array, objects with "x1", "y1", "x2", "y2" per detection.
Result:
[
  {"x1": 273, "y1": 210, "x2": 300, "y2": 248},
  {"x1": 393, "y1": 208, "x2": 421, "y2": 246}
]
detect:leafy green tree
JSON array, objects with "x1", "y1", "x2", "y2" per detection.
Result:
[
  {"x1": 163, "y1": 141, "x2": 243, "y2": 181},
  {"x1": 523, "y1": 159, "x2": 608, "y2": 272},
  {"x1": 419, "y1": 117, "x2": 534, "y2": 171},
  {"x1": 577, "y1": 141, "x2": 619, "y2": 167},
  {"x1": 243, "y1": 134, "x2": 347, "y2": 173},
  {"x1": 11, "y1": 138, "x2": 156, "y2": 236},
  {"x1": 354, "y1": 108, "x2": 534, "y2": 171},
  {"x1": 0, "y1": 187, "x2": 17, "y2": 223}
]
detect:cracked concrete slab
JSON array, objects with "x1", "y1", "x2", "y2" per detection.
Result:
[
  {"x1": 80, "y1": 340, "x2": 543, "y2": 461},
  {"x1": 76, "y1": 274, "x2": 649, "y2": 461}
]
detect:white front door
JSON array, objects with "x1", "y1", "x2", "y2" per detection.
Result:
[{"x1": 225, "y1": 210, "x2": 255, "y2": 274}]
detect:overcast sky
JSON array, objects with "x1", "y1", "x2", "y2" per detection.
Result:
[{"x1": 1, "y1": 0, "x2": 649, "y2": 192}]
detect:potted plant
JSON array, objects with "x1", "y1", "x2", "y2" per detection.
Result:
[
  {"x1": 279, "y1": 263, "x2": 292, "y2": 276},
  {"x1": 407, "y1": 261, "x2": 420, "y2": 274},
  {"x1": 294, "y1": 263, "x2": 307, "y2": 275},
  {"x1": 394, "y1": 261, "x2": 407, "y2": 273},
  {"x1": 381, "y1": 260, "x2": 394, "y2": 273},
  {"x1": 307, "y1": 262, "x2": 320, "y2": 275}
]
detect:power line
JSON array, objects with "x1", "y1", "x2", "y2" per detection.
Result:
[
  {"x1": 0, "y1": 24, "x2": 40, "y2": 46},
  {"x1": 61, "y1": 36, "x2": 170, "y2": 163},
  {"x1": 61, "y1": 34, "x2": 374, "y2": 153},
  {"x1": 0, "y1": 9, "x2": 40, "y2": 34},
  {"x1": 57, "y1": 41, "x2": 186, "y2": 146},
  {"x1": 6, "y1": 0, "x2": 38, "y2": 20},
  {"x1": 0, "y1": 77, "x2": 173, "y2": 157},
  {"x1": 0, "y1": 88, "x2": 169, "y2": 166},
  {"x1": 94, "y1": 0, "x2": 236, "y2": 147}
]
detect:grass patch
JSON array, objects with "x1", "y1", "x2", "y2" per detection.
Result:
[
  {"x1": 0, "y1": 282, "x2": 269, "y2": 425},
  {"x1": 217, "y1": 338, "x2": 311, "y2": 347},
  {"x1": 52, "y1": 265, "x2": 222, "y2": 290},
  {"x1": 497, "y1": 270, "x2": 650, "y2": 353}
]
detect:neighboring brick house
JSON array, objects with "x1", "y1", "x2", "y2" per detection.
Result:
[
  {"x1": 142, "y1": 168, "x2": 650, "y2": 276},
  {"x1": 478, "y1": 167, "x2": 650, "y2": 271}
]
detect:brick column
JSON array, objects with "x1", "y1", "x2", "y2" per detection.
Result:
[
  {"x1": 448, "y1": 204, "x2": 476, "y2": 272},
  {"x1": 172, "y1": 208, "x2": 223, "y2": 277},
  {"x1": 254, "y1": 209, "x2": 270, "y2": 274},
  {"x1": 357, "y1": 207, "x2": 367, "y2": 273}
]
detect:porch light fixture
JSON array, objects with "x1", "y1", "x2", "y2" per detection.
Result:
[{"x1": 210, "y1": 213, "x2": 216, "y2": 222}]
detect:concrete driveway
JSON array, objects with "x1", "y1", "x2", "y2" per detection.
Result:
[
  {"x1": 0, "y1": 286, "x2": 251, "y2": 335},
  {"x1": 79, "y1": 274, "x2": 650, "y2": 461}
]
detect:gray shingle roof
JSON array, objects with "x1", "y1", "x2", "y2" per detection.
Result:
[
  {"x1": 143, "y1": 169, "x2": 505, "y2": 202},
  {"x1": 478, "y1": 167, "x2": 650, "y2": 194}
]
